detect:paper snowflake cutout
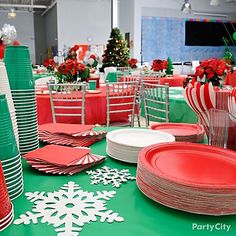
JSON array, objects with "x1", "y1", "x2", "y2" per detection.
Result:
[
  {"x1": 87, "y1": 166, "x2": 136, "y2": 188},
  {"x1": 14, "y1": 181, "x2": 124, "y2": 236}
]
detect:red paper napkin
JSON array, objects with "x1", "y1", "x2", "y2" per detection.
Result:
[
  {"x1": 38, "y1": 123, "x2": 95, "y2": 135},
  {"x1": 23, "y1": 145, "x2": 90, "y2": 166}
]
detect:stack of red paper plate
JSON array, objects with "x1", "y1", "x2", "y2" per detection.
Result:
[
  {"x1": 38, "y1": 123, "x2": 106, "y2": 147},
  {"x1": 0, "y1": 162, "x2": 14, "y2": 232},
  {"x1": 150, "y1": 123, "x2": 205, "y2": 142},
  {"x1": 23, "y1": 145, "x2": 105, "y2": 175},
  {"x1": 137, "y1": 142, "x2": 236, "y2": 215}
]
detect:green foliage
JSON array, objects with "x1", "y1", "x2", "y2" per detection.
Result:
[
  {"x1": 102, "y1": 27, "x2": 130, "y2": 70},
  {"x1": 223, "y1": 37, "x2": 235, "y2": 66}
]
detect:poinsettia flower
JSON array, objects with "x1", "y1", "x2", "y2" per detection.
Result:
[
  {"x1": 89, "y1": 54, "x2": 97, "y2": 60},
  {"x1": 128, "y1": 58, "x2": 138, "y2": 69},
  {"x1": 43, "y1": 58, "x2": 56, "y2": 71},
  {"x1": 195, "y1": 66, "x2": 205, "y2": 78},
  {"x1": 77, "y1": 62, "x2": 86, "y2": 72},
  {"x1": 195, "y1": 58, "x2": 228, "y2": 82},
  {"x1": 151, "y1": 59, "x2": 167, "y2": 72},
  {"x1": 70, "y1": 44, "x2": 80, "y2": 52}
]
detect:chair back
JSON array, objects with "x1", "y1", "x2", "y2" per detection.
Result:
[
  {"x1": 142, "y1": 73, "x2": 161, "y2": 85},
  {"x1": 116, "y1": 67, "x2": 131, "y2": 81},
  {"x1": 142, "y1": 82, "x2": 169, "y2": 126},
  {"x1": 106, "y1": 80, "x2": 139, "y2": 127},
  {"x1": 48, "y1": 83, "x2": 86, "y2": 124}
]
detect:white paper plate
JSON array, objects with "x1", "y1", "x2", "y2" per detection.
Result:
[
  {"x1": 106, "y1": 148, "x2": 137, "y2": 163},
  {"x1": 106, "y1": 129, "x2": 175, "y2": 148}
]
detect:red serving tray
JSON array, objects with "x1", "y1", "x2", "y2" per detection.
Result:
[{"x1": 139, "y1": 142, "x2": 236, "y2": 189}]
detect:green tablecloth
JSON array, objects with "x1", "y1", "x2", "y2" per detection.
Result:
[
  {"x1": 142, "y1": 87, "x2": 198, "y2": 124},
  {"x1": 2, "y1": 127, "x2": 235, "y2": 236}
]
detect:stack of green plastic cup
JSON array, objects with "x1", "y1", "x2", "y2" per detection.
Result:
[
  {"x1": 4, "y1": 46, "x2": 39, "y2": 154},
  {"x1": 0, "y1": 62, "x2": 19, "y2": 146},
  {"x1": 0, "y1": 94, "x2": 23, "y2": 201}
]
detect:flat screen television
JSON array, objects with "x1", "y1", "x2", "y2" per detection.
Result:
[{"x1": 185, "y1": 21, "x2": 236, "y2": 46}]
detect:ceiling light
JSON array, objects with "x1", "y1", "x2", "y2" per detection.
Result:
[
  {"x1": 181, "y1": 0, "x2": 192, "y2": 14},
  {"x1": 8, "y1": 8, "x2": 16, "y2": 19},
  {"x1": 210, "y1": 0, "x2": 220, "y2": 6}
]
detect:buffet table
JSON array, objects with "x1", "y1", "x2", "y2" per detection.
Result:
[{"x1": 2, "y1": 126, "x2": 236, "y2": 236}]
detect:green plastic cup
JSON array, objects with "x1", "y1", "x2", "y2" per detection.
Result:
[
  {"x1": 0, "y1": 94, "x2": 20, "y2": 160},
  {"x1": 4, "y1": 46, "x2": 30, "y2": 61},
  {"x1": 4, "y1": 46, "x2": 34, "y2": 90},
  {"x1": 89, "y1": 80, "x2": 97, "y2": 90},
  {"x1": 106, "y1": 72, "x2": 117, "y2": 82}
]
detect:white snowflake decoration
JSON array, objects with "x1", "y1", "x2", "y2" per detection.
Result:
[
  {"x1": 14, "y1": 181, "x2": 124, "y2": 236},
  {"x1": 87, "y1": 166, "x2": 136, "y2": 188}
]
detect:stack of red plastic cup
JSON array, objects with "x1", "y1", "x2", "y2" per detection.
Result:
[{"x1": 0, "y1": 161, "x2": 14, "y2": 231}]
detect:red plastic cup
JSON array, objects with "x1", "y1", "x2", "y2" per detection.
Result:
[{"x1": 0, "y1": 162, "x2": 12, "y2": 223}]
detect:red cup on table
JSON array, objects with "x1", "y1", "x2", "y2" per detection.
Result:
[{"x1": 0, "y1": 161, "x2": 14, "y2": 231}]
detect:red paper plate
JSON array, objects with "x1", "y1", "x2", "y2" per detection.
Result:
[
  {"x1": 150, "y1": 123, "x2": 204, "y2": 137},
  {"x1": 139, "y1": 142, "x2": 236, "y2": 189}
]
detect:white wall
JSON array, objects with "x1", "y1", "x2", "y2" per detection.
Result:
[
  {"x1": 57, "y1": 0, "x2": 111, "y2": 52},
  {"x1": 0, "y1": 11, "x2": 35, "y2": 63},
  {"x1": 44, "y1": 5, "x2": 58, "y2": 53},
  {"x1": 118, "y1": 0, "x2": 134, "y2": 55}
]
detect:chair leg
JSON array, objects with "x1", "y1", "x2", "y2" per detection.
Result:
[{"x1": 137, "y1": 113, "x2": 141, "y2": 127}]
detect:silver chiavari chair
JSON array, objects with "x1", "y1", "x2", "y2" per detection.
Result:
[
  {"x1": 142, "y1": 82, "x2": 169, "y2": 127},
  {"x1": 48, "y1": 83, "x2": 86, "y2": 124},
  {"x1": 106, "y1": 80, "x2": 139, "y2": 127}
]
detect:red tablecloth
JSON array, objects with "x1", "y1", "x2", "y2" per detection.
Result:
[
  {"x1": 224, "y1": 71, "x2": 236, "y2": 87},
  {"x1": 159, "y1": 75, "x2": 186, "y2": 87},
  {"x1": 120, "y1": 75, "x2": 186, "y2": 87},
  {"x1": 36, "y1": 86, "x2": 130, "y2": 125}
]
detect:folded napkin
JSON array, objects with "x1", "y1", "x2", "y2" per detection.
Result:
[
  {"x1": 38, "y1": 123, "x2": 95, "y2": 136},
  {"x1": 38, "y1": 123, "x2": 107, "y2": 147},
  {"x1": 24, "y1": 145, "x2": 105, "y2": 175}
]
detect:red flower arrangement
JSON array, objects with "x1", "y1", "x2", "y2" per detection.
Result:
[
  {"x1": 128, "y1": 58, "x2": 138, "y2": 69},
  {"x1": 43, "y1": 58, "x2": 56, "y2": 72},
  {"x1": 195, "y1": 58, "x2": 229, "y2": 86},
  {"x1": 66, "y1": 44, "x2": 80, "y2": 60},
  {"x1": 57, "y1": 59, "x2": 79, "y2": 82},
  {"x1": 151, "y1": 59, "x2": 168, "y2": 72}
]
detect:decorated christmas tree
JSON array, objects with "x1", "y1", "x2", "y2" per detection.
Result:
[
  {"x1": 166, "y1": 57, "x2": 174, "y2": 75},
  {"x1": 101, "y1": 27, "x2": 130, "y2": 71}
]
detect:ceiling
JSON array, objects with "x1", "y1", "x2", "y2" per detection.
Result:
[{"x1": 0, "y1": 0, "x2": 54, "y2": 12}]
